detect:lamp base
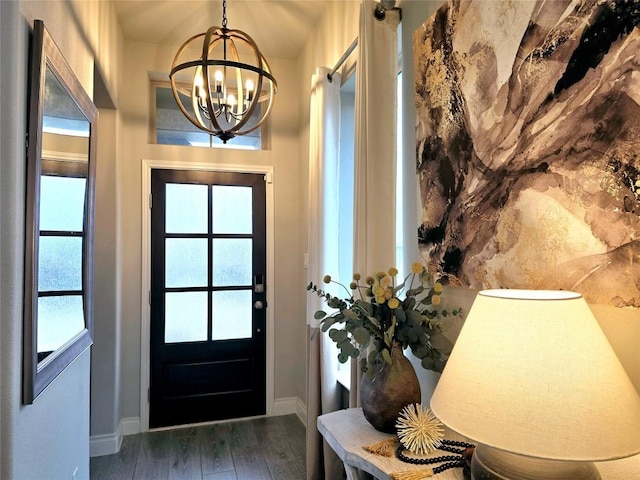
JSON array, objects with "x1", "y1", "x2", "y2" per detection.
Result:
[{"x1": 471, "y1": 445, "x2": 601, "y2": 480}]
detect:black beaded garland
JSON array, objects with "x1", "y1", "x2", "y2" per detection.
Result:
[{"x1": 395, "y1": 439, "x2": 475, "y2": 475}]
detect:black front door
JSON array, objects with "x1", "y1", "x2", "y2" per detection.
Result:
[{"x1": 150, "y1": 168, "x2": 267, "y2": 428}]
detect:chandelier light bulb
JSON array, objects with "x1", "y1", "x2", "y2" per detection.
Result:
[{"x1": 245, "y1": 79, "x2": 254, "y2": 101}]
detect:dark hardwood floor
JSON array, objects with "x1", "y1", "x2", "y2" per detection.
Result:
[{"x1": 90, "y1": 414, "x2": 306, "y2": 480}]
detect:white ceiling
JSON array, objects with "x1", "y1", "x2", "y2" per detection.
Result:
[{"x1": 112, "y1": 0, "x2": 339, "y2": 59}]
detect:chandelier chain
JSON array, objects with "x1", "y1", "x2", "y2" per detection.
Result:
[{"x1": 222, "y1": 0, "x2": 228, "y2": 28}]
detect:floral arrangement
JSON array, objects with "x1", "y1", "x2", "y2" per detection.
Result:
[{"x1": 307, "y1": 262, "x2": 462, "y2": 375}]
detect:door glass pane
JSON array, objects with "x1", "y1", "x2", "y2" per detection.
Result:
[
  {"x1": 165, "y1": 238, "x2": 208, "y2": 287},
  {"x1": 212, "y1": 239, "x2": 252, "y2": 286},
  {"x1": 38, "y1": 236, "x2": 83, "y2": 292},
  {"x1": 38, "y1": 295, "x2": 85, "y2": 353},
  {"x1": 166, "y1": 183, "x2": 208, "y2": 233},
  {"x1": 39, "y1": 175, "x2": 86, "y2": 231},
  {"x1": 212, "y1": 186, "x2": 252, "y2": 234},
  {"x1": 165, "y1": 291, "x2": 207, "y2": 343},
  {"x1": 212, "y1": 290, "x2": 252, "y2": 340}
]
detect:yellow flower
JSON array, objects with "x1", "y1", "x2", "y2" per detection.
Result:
[
  {"x1": 433, "y1": 282, "x2": 443, "y2": 293},
  {"x1": 323, "y1": 275, "x2": 332, "y2": 284},
  {"x1": 388, "y1": 267, "x2": 398, "y2": 277},
  {"x1": 411, "y1": 262, "x2": 424, "y2": 274},
  {"x1": 349, "y1": 281, "x2": 357, "y2": 290},
  {"x1": 388, "y1": 297, "x2": 400, "y2": 309},
  {"x1": 431, "y1": 295, "x2": 441, "y2": 305},
  {"x1": 372, "y1": 285, "x2": 385, "y2": 297},
  {"x1": 366, "y1": 276, "x2": 375, "y2": 286},
  {"x1": 380, "y1": 276, "x2": 392, "y2": 288},
  {"x1": 375, "y1": 295, "x2": 386, "y2": 304},
  {"x1": 353, "y1": 273, "x2": 361, "y2": 281},
  {"x1": 375, "y1": 271, "x2": 387, "y2": 280},
  {"x1": 384, "y1": 289, "x2": 393, "y2": 300}
]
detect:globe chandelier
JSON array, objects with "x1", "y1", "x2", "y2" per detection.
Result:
[{"x1": 169, "y1": 0, "x2": 277, "y2": 143}]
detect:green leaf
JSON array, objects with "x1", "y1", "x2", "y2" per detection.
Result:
[
  {"x1": 338, "y1": 352, "x2": 349, "y2": 363},
  {"x1": 314, "y1": 310, "x2": 327, "y2": 320},
  {"x1": 354, "y1": 299, "x2": 373, "y2": 316},
  {"x1": 329, "y1": 328, "x2": 348, "y2": 342},
  {"x1": 414, "y1": 344, "x2": 430, "y2": 359},
  {"x1": 342, "y1": 308, "x2": 358, "y2": 319},
  {"x1": 421, "y1": 357, "x2": 435, "y2": 369},
  {"x1": 320, "y1": 318, "x2": 335, "y2": 332},
  {"x1": 367, "y1": 349, "x2": 377, "y2": 365},
  {"x1": 382, "y1": 349, "x2": 392, "y2": 365},
  {"x1": 406, "y1": 309, "x2": 422, "y2": 324},
  {"x1": 352, "y1": 327, "x2": 371, "y2": 346}
]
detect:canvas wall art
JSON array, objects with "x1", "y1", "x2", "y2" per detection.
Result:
[{"x1": 414, "y1": 0, "x2": 640, "y2": 307}]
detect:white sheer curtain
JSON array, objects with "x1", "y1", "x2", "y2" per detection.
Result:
[
  {"x1": 305, "y1": 66, "x2": 344, "y2": 480},
  {"x1": 350, "y1": 0, "x2": 400, "y2": 406},
  {"x1": 305, "y1": 1, "x2": 400, "y2": 476}
]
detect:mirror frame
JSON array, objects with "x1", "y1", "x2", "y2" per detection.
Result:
[{"x1": 23, "y1": 20, "x2": 97, "y2": 403}]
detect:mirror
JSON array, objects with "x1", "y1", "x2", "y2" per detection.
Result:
[{"x1": 23, "y1": 20, "x2": 97, "y2": 403}]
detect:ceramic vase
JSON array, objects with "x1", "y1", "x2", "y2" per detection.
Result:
[{"x1": 360, "y1": 343, "x2": 421, "y2": 433}]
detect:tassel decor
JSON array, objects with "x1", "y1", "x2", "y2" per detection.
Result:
[
  {"x1": 362, "y1": 437, "x2": 399, "y2": 457},
  {"x1": 390, "y1": 469, "x2": 434, "y2": 479}
]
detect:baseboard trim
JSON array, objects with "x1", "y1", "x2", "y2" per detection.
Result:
[
  {"x1": 89, "y1": 426, "x2": 122, "y2": 458},
  {"x1": 120, "y1": 416, "x2": 141, "y2": 436},
  {"x1": 296, "y1": 397, "x2": 307, "y2": 427},
  {"x1": 271, "y1": 396, "x2": 298, "y2": 416},
  {"x1": 90, "y1": 417, "x2": 140, "y2": 457}
]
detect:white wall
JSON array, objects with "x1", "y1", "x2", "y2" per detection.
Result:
[{"x1": 0, "y1": 0, "x2": 122, "y2": 476}]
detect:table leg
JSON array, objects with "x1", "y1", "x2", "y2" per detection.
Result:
[{"x1": 345, "y1": 463, "x2": 375, "y2": 480}]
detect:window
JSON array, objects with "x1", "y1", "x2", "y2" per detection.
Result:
[
  {"x1": 336, "y1": 73, "x2": 356, "y2": 389},
  {"x1": 335, "y1": 68, "x2": 404, "y2": 390},
  {"x1": 338, "y1": 74, "x2": 356, "y2": 286},
  {"x1": 395, "y1": 70, "x2": 404, "y2": 280},
  {"x1": 150, "y1": 81, "x2": 265, "y2": 150}
]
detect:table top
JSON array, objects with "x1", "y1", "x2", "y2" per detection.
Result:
[
  {"x1": 317, "y1": 408, "x2": 640, "y2": 480},
  {"x1": 318, "y1": 408, "x2": 465, "y2": 480}
]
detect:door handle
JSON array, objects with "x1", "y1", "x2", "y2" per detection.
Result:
[{"x1": 254, "y1": 300, "x2": 265, "y2": 310}]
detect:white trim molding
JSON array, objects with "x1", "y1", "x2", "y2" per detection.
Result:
[
  {"x1": 89, "y1": 417, "x2": 140, "y2": 457},
  {"x1": 139, "y1": 159, "x2": 276, "y2": 432}
]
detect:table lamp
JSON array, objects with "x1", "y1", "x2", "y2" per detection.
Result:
[{"x1": 430, "y1": 289, "x2": 640, "y2": 480}]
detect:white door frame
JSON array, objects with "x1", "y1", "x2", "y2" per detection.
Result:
[{"x1": 140, "y1": 158, "x2": 275, "y2": 431}]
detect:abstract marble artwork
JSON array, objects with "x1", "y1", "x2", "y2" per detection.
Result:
[{"x1": 414, "y1": 0, "x2": 640, "y2": 307}]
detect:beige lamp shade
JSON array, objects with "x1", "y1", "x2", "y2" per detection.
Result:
[{"x1": 430, "y1": 289, "x2": 640, "y2": 462}]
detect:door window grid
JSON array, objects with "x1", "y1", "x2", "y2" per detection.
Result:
[{"x1": 163, "y1": 182, "x2": 254, "y2": 343}]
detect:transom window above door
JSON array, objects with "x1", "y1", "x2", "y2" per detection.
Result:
[{"x1": 150, "y1": 82, "x2": 266, "y2": 150}]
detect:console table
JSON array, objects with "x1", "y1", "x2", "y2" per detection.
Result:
[
  {"x1": 318, "y1": 408, "x2": 465, "y2": 480},
  {"x1": 318, "y1": 408, "x2": 640, "y2": 480}
]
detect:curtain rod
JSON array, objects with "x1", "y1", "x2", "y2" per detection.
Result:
[
  {"x1": 327, "y1": 38, "x2": 358, "y2": 83},
  {"x1": 326, "y1": 4, "x2": 401, "y2": 83}
]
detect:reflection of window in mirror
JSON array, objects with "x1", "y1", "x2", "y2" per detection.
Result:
[
  {"x1": 36, "y1": 70, "x2": 90, "y2": 362},
  {"x1": 149, "y1": 81, "x2": 267, "y2": 150},
  {"x1": 37, "y1": 169, "x2": 86, "y2": 360}
]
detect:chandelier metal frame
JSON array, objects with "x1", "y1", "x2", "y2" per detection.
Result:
[{"x1": 169, "y1": 0, "x2": 277, "y2": 143}]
